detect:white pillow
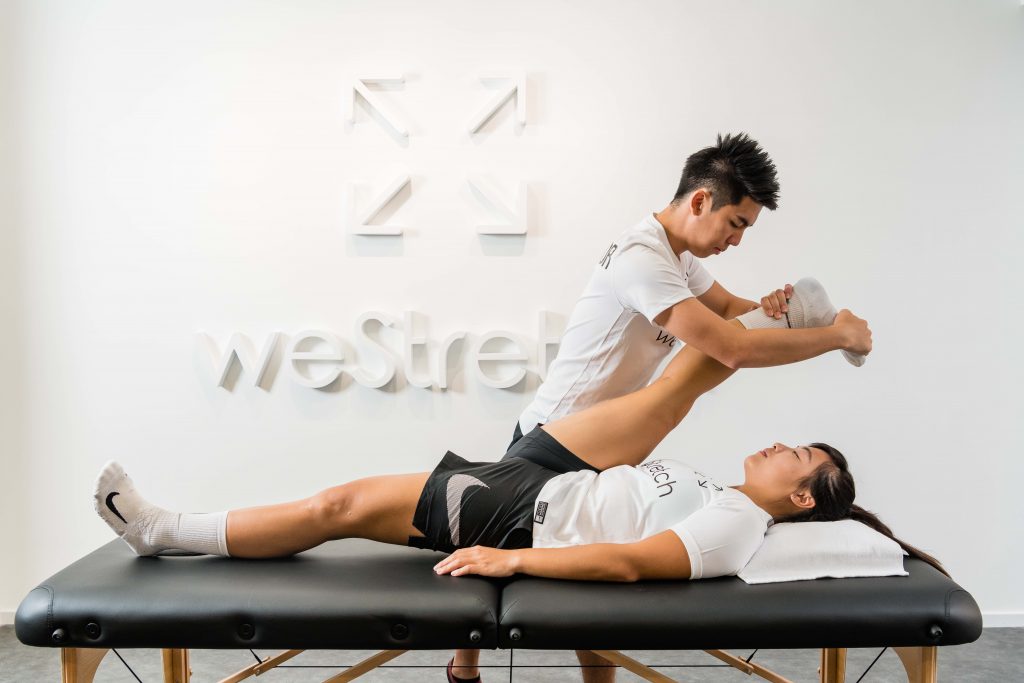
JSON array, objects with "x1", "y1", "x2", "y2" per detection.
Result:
[{"x1": 737, "y1": 519, "x2": 908, "y2": 585}]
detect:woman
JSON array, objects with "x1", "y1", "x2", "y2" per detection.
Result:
[{"x1": 94, "y1": 303, "x2": 942, "y2": 588}]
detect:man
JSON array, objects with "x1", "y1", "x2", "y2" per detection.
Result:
[{"x1": 447, "y1": 133, "x2": 871, "y2": 683}]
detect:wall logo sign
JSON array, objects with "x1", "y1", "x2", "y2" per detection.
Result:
[
  {"x1": 345, "y1": 71, "x2": 530, "y2": 237},
  {"x1": 200, "y1": 311, "x2": 563, "y2": 391},
  {"x1": 201, "y1": 73, "x2": 545, "y2": 393}
]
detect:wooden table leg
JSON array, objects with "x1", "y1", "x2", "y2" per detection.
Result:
[
  {"x1": 705, "y1": 649, "x2": 796, "y2": 683},
  {"x1": 323, "y1": 650, "x2": 408, "y2": 683},
  {"x1": 589, "y1": 650, "x2": 677, "y2": 683},
  {"x1": 61, "y1": 648, "x2": 109, "y2": 683},
  {"x1": 819, "y1": 648, "x2": 847, "y2": 683},
  {"x1": 218, "y1": 649, "x2": 305, "y2": 683},
  {"x1": 162, "y1": 648, "x2": 191, "y2": 683},
  {"x1": 894, "y1": 646, "x2": 938, "y2": 683}
]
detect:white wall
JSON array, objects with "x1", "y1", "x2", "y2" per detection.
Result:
[
  {"x1": 3, "y1": 0, "x2": 1023, "y2": 624},
  {"x1": 0, "y1": 0, "x2": 26, "y2": 627}
]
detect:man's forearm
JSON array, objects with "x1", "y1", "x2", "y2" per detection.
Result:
[
  {"x1": 735, "y1": 325, "x2": 847, "y2": 368},
  {"x1": 724, "y1": 296, "x2": 758, "y2": 320},
  {"x1": 512, "y1": 544, "x2": 636, "y2": 582}
]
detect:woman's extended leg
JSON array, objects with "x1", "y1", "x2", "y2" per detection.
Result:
[
  {"x1": 94, "y1": 461, "x2": 429, "y2": 558},
  {"x1": 227, "y1": 472, "x2": 429, "y2": 557},
  {"x1": 541, "y1": 320, "x2": 742, "y2": 471}
]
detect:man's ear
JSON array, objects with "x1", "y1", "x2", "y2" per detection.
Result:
[
  {"x1": 790, "y1": 489, "x2": 816, "y2": 511},
  {"x1": 690, "y1": 189, "x2": 710, "y2": 216}
]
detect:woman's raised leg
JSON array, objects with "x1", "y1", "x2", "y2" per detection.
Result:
[{"x1": 541, "y1": 320, "x2": 743, "y2": 471}]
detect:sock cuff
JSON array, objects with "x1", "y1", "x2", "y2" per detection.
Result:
[
  {"x1": 736, "y1": 307, "x2": 790, "y2": 330},
  {"x1": 216, "y1": 511, "x2": 230, "y2": 557}
]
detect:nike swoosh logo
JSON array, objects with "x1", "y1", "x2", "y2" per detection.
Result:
[
  {"x1": 445, "y1": 474, "x2": 489, "y2": 547},
  {"x1": 106, "y1": 492, "x2": 128, "y2": 524}
]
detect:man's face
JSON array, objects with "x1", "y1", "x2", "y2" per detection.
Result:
[{"x1": 691, "y1": 193, "x2": 763, "y2": 258}]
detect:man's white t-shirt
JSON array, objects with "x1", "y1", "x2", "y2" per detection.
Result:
[
  {"x1": 531, "y1": 458, "x2": 772, "y2": 579},
  {"x1": 519, "y1": 214, "x2": 715, "y2": 433}
]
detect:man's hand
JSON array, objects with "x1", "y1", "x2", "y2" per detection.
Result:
[
  {"x1": 761, "y1": 284, "x2": 794, "y2": 319},
  {"x1": 434, "y1": 546, "x2": 519, "y2": 578},
  {"x1": 833, "y1": 309, "x2": 873, "y2": 356}
]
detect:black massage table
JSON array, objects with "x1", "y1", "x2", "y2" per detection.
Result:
[{"x1": 16, "y1": 538, "x2": 982, "y2": 683}]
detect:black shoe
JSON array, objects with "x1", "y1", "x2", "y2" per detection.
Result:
[{"x1": 447, "y1": 657, "x2": 482, "y2": 683}]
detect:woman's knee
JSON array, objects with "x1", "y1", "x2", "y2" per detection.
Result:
[{"x1": 307, "y1": 482, "x2": 364, "y2": 536}]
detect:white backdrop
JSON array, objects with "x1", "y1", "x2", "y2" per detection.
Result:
[{"x1": 2, "y1": 0, "x2": 1023, "y2": 625}]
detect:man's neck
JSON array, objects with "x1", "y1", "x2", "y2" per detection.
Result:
[{"x1": 653, "y1": 205, "x2": 690, "y2": 256}]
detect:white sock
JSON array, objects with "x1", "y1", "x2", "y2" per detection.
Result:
[
  {"x1": 736, "y1": 277, "x2": 866, "y2": 367},
  {"x1": 94, "y1": 461, "x2": 229, "y2": 557}
]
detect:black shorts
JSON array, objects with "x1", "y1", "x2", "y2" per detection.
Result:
[
  {"x1": 502, "y1": 425, "x2": 600, "y2": 474},
  {"x1": 410, "y1": 451, "x2": 559, "y2": 553}
]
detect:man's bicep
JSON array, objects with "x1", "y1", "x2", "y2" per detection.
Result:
[
  {"x1": 624, "y1": 530, "x2": 692, "y2": 581},
  {"x1": 695, "y1": 280, "x2": 733, "y2": 317}
]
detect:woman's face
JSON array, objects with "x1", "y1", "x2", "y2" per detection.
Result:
[{"x1": 742, "y1": 442, "x2": 833, "y2": 505}]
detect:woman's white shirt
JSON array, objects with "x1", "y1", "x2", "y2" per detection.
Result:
[{"x1": 531, "y1": 458, "x2": 772, "y2": 579}]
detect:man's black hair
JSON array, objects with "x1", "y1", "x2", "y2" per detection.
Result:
[{"x1": 672, "y1": 133, "x2": 780, "y2": 211}]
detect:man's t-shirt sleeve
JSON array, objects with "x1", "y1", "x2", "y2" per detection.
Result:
[
  {"x1": 669, "y1": 496, "x2": 768, "y2": 579},
  {"x1": 683, "y1": 253, "x2": 715, "y2": 297},
  {"x1": 609, "y1": 244, "x2": 695, "y2": 323}
]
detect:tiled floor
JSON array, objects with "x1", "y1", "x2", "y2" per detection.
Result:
[{"x1": 3, "y1": 626, "x2": 1022, "y2": 682}]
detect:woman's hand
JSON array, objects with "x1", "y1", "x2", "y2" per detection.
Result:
[{"x1": 434, "y1": 546, "x2": 520, "y2": 578}]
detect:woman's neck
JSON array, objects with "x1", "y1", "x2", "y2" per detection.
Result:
[{"x1": 731, "y1": 484, "x2": 794, "y2": 519}]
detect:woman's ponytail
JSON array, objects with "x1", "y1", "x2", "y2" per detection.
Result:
[{"x1": 847, "y1": 503, "x2": 949, "y2": 577}]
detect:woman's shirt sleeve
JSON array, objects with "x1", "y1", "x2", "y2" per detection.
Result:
[{"x1": 669, "y1": 495, "x2": 770, "y2": 579}]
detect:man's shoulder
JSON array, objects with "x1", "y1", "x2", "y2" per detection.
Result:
[
  {"x1": 606, "y1": 216, "x2": 677, "y2": 263},
  {"x1": 616, "y1": 214, "x2": 662, "y2": 245}
]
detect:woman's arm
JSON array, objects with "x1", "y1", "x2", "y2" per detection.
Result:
[{"x1": 433, "y1": 530, "x2": 691, "y2": 582}]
